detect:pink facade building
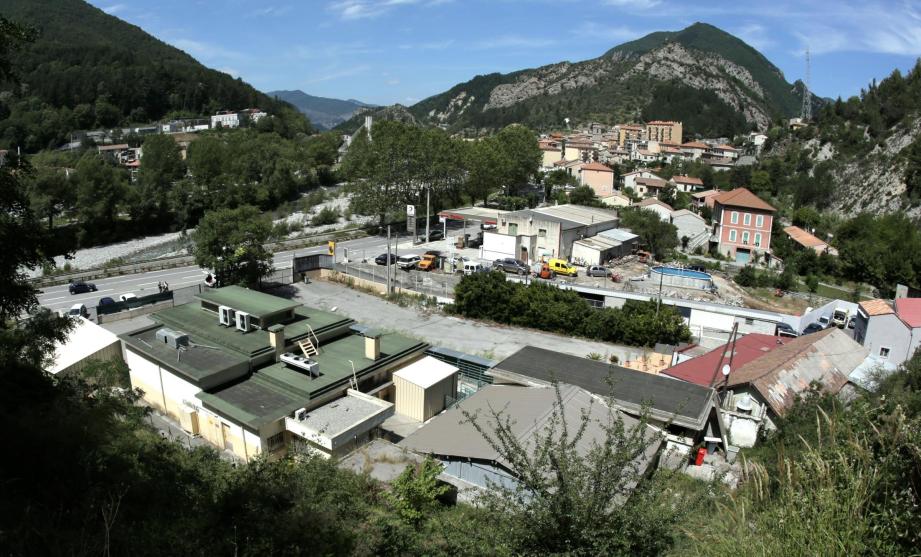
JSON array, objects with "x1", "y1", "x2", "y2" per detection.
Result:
[{"x1": 711, "y1": 188, "x2": 776, "y2": 265}]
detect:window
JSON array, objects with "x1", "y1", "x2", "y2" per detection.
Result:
[
  {"x1": 729, "y1": 229, "x2": 737, "y2": 242},
  {"x1": 743, "y1": 213, "x2": 751, "y2": 226},
  {"x1": 508, "y1": 223, "x2": 518, "y2": 235},
  {"x1": 742, "y1": 231, "x2": 749, "y2": 244},
  {"x1": 267, "y1": 432, "x2": 286, "y2": 452},
  {"x1": 879, "y1": 347, "x2": 891, "y2": 359},
  {"x1": 745, "y1": 318, "x2": 754, "y2": 325},
  {"x1": 538, "y1": 228, "x2": 547, "y2": 238},
  {"x1": 756, "y1": 214, "x2": 764, "y2": 228},
  {"x1": 754, "y1": 233, "x2": 762, "y2": 247},
  {"x1": 731, "y1": 211, "x2": 739, "y2": 224}
]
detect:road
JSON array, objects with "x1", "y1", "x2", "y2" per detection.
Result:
[{"x1": 37, "y1": 233, "x2": 399, "y2": 313}]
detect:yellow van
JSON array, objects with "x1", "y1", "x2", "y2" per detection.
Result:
[{"x1": 547, "y1": 258, "x2": 577, "y2": 277}]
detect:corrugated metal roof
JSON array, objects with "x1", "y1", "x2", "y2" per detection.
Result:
[
  {"x1": 531, "y1": 204, "x2": 619, "y2": 226},
  {"x1": 598, "y1": 228, "x2": 639, "y2": 242},
  {"x1": 399, "y1": 384, "x2": 661, "y2": 474}
]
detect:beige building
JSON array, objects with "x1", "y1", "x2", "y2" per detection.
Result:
[
  {"x1": 393, "y1": 356, "x2": 459, "y2": 422},
  {"x1": 646, "y1": 120, "x2": 683, "y2": 145},
  {"x1": 616, "y1": 124, "x2": 646, "y2": 147},
  {"x1": 578, "y1": 161, "x2": 616, "y2": 197}
]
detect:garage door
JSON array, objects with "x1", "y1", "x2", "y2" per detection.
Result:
[{"x1": 735, "y1": 249, "x2": 750, "y2": 264}]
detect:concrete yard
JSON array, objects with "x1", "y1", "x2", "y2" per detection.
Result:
[{"x1": 279, "y1": 280, "x2": 638, "y2": 362}]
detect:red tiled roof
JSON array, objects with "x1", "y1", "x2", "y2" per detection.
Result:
[
  {"x1": 681, "y1": 142, "x2": 709, "y2": 149},
  {"x1": 580, "y1": 162, "x2": 613, "y2": 172},
  {"x1": 672, "y1": 175, "x2": 703, "y2": 185},
  {"x1": 714, "y1": 187, "x2": 775, "y2": 212},
  {"x1": 859, "y1": 299, "x2": 894, "y2": 317},
  {"x1": 895, "y1": 298, "x2": 921, "y2": 328},
  {"x1": 692, "y1": 189, "x2": 722, "y2": 199},
  {"x1": 783, "y1": 226, "x2": 826, "y2": 249},
  {"x1": 662, "y1": 334, "x2": 784, "y2": 387}
]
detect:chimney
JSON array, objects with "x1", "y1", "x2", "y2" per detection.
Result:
[
  {"x1": 268, "y1": 324, "x2": 285, "y2": 362},
  {"x1": 364, "y1": 330, "x2": 381, "y2": 360}
]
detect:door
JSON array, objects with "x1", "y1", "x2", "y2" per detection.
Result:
[
  {"x1": 735, "y1": 248, "x2": 750, "y2": 264},
  {"x1": 221, "y1": 422, "x2": 234, "y2": 452}
]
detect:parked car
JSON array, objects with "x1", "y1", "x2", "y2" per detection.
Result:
[
  {"x1": 422, "y1": 229, "x2": 444, "y2": 242},
  {"x1": 548, "y1": 258, "x2": 578, "y2": 277},
  {"x1": 397, "y1": 254, "x2": 421, "y2": 270},
  {"x1": 69, "y1": 281, "x2": 97, "y2": 295},
  {"x1": 417, "y1": 254, "x2": 440, "y2": 271},
  {"x1": 447, "y1": 255, "x2": 468, "y2": 271},
  {"x1": 832, "y1": 307, "x2": 849, "y2": 328},
  {"x1": 98, "y1": 297, "x2": 115, "y2": 306},
  {"x1": 818, "y1": 315, "x2": 831, "y2": 329},
  {"x1": 494, "y1": 258, "x2": 529, "y2": 275},
  {"x1": 586, "y1": 265, "x2": 610, "y2": 277},
  {"x1": 802, "y1": 322, "x2": 825, "y2": 335},
  {"x1": 68, "y1": 303, "x2": 89, "y2": 318},
  {"x1": 119, "y1": 293, "x2": 138, "y2": 303},
  {"x1": 847, "y1": 316, "x2": 856, "y2": 329},
  {"x1": 374, "y1": 253, "x2": 397, "y2": 265},
  {"x1": 776, "y1": 322, "x2": 798, "y2": 338}
]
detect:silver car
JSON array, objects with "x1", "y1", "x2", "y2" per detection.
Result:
[{"x1": 586, "y1": 265, "x2": 610, "y2": 277}]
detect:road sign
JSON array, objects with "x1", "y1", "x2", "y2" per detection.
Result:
[
  {"x1": 327, "y1": 241, "x2": 336, "y2": 256},
  {"x1": 406, "y1": 205, "x2": 416, "y2": 217}
]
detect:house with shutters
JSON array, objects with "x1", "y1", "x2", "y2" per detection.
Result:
[{"x1": 710, "y1": 188, "x2": 776, "y2": 264}]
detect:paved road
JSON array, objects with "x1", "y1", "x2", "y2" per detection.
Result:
[{"x1": 37, "y1": 233, "x2": 399, "y2": 313}]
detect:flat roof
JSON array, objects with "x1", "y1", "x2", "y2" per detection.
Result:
[
  {"x1": 490, "y1": 346, "x2": 716, "y2": 430},
  {"x1": 197, "y1": 285, "x2": 300, "y2": 319},
  {"x1": 289, "y1": 391, "x2": 392, "y2": 442},
  {"x1": 121, "y1": 324, "x2": 250, "y2": 390},
  {"x1": 531, "y1": 204, "x2": 619, "y2": 226},
  {"x1": 393, "y1": 356, "x2": 458, "y2": 388},
  {"x1": 198, "y1": 331, "x2": 427, "y2": 429},
  {"x1": 51, "y1": 317, "x2": 120, "y2": 374},
  {"x1": 152, "y1": 303, "x2": 352, "y2": 359},
  {"x1": 438, "y1": 207, "x2": 509, "y2": 224}
]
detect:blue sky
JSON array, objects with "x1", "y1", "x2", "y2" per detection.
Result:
[{"x1": 89, "y1": 0, "x2": 921, "y2": 106}]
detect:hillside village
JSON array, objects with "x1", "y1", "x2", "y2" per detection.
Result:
[{"x1": 4, "y1": 1, "x2": 921, "y2": 555}]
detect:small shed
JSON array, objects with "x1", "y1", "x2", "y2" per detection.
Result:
[{"x1": 393, "y1": 356, "x2": 459, "y2": 422}]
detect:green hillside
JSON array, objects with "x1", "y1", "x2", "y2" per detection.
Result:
[{"x1": 0, "y1": 0, "x2": 301, "y2": 151}]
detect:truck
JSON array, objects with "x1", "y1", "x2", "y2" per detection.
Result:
[
  {"x1": 417, "y1": 254, "x2": 439, "y2": 271},
  {"x1": 832, "y1": 307, "x2": 849, "y2": 328}
]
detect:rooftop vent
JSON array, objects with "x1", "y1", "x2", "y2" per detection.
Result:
[
  {"x1": 155, "y1": 328, "x2": 189, "y2": 349},
  {"x1": 281, "y1": 352, "x2": 321, "y2": 378}
]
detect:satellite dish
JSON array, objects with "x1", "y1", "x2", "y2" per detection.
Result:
[
  {"x1": 564, "y1": 117, "x2": 570, "y2": 124},
  {"x1": 721, "y1": 364, "x2": 731, "y2": 376}
]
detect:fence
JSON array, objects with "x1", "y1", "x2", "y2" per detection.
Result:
[
  {"x1": 96, "y1": 290, "x2": 174, "y2": 315},
  {"x1": 334, "y1": 262, "x2": 462, "y2": 300}
]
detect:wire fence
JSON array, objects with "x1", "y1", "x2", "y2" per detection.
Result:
[{"x1": 334, "y1": 262, "x2": 462, "y2": 300}]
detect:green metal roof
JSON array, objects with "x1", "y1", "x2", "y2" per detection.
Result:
[
  {"x1": 151, "y1": 303, "x2": 353, "y2": 359},
  {"x1": 198, "y1": 331, "x2": 427, "y2": 430},
  {"x1": 197, "y1": 285, "x2": 301, "y2": 319},
  {"x1": 120, "y1": 325, "x2": 251, "y2": 390}
]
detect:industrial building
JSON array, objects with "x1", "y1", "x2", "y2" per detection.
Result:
[
  {"x1": 120, "y1": 286, "x2": 430, "y2": 461},
  {"x1": 481, "y1": 204, "x2": 620, "y2": 263}
]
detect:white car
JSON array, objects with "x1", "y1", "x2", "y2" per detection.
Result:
[
  {"x1": 120, "y1": 293, "x2": 138, "y2": 303},
  {"x1": 397, "y1": 254, "x2": 421, "y2": 270}
]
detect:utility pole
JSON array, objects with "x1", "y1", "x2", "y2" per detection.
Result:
[
  {"x1": 425, "y1": 185, "x2": 431, "y2": 245},
  {"x1": 386, "y1": 225, "x2": 392, "y2": 295},
  {"x1": 800, "y1": 48, "x2": 812, "y2": 122}
]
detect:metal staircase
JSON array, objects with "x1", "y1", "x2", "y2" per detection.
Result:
[{"x1": 298, "y1": 325, "x2": 321, "y2": 357}]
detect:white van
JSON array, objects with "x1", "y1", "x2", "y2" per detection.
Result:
[{"x1": 462, "y1": 261, "x2": 483, "y2": 275}]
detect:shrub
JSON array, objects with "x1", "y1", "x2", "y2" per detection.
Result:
[{"x1": 311, "y1": 206, "x2": 340, "y2": 226}]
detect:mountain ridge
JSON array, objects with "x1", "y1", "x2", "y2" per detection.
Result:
[{"x1": 267, "y1": 90, "x2": 375, "y2": 130}]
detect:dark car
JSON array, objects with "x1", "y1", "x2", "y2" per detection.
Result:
[
  {"x1": 374, "y1": 253, "x2": 397, "y2": 265},
  {"x1": 587, "y1": 265, "x2": 610, "y2": 277},
  {"x1": 69, "y1": 281, "x2": 97, "y2": 295},
  {"x1": 776, "y1": 322, "x2": 798, "y2": 338},
  {"x1": 494, "y1": 258, "x2": 529, "y2": 274},
  {"x1": 98, "y1": 297, "x2": 116, "y2": 306},
  {"x1": 802, "y1": 322, "x2": 825, "y2": 335},
  {"x1": 422, "y1": 229, "x2": 444, "y2": 242}
]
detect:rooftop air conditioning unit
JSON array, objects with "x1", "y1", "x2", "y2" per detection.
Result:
[
  {"x1": 294, "y1": 408, "x2": 307, "y2": 421},
  {"x1": 219, "y1": 305, "x2": 235, "y2": 326},
  {"x1": 155, "y1": 328, "x2": 190, "y2": 349},
  {"x1": 280, "y1": 352, "x2": 320, "y2": 377},
  {"x1": 235, "y1": 311, "x2": 251, "y2": 332}
]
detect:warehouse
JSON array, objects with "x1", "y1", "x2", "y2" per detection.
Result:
[{"x1": 570, "y1": 228, "x2": 639, "y2": 265}]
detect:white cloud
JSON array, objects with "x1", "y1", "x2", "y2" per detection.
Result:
[
  {"x1": 102, "y1": 3, "x2": 126, "y2": 14},
  {"x1": 471, "y1": 35, "x2": 558, "y2": 50},
  {"x1": 601, "y1": 0, "x2": 662, "y2": 9},
  {"x1": 304, "y1": 65, "x2": 370, "y2": 84},
  {"x1": 328, "y1": 0, "x2": 449, "y2": 20},
  {"x1": 734, "y1": 23, "x2": 774, "y2": 52}
]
